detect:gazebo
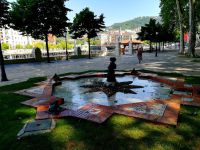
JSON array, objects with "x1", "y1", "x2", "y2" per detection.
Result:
[{"x1": 119, "y1": 39, "x2": 143, "y2": 55}]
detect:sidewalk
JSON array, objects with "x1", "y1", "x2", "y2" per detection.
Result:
[{"x1": 1, "y1": 50, "x2": 200, "y2": 86}]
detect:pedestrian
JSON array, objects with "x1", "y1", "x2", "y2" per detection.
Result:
[{"x1": 137, "y1": 46, "x2": 143, "y2": 64}]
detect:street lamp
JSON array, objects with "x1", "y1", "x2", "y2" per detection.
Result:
[
  {"x1": 155, "y1": 32, "x2": 158, "y2": 57},
  {"x1": 65, "y1": 27, "x2": 69, "y2": 60}
]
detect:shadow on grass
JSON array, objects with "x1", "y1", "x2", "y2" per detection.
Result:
[{"x1": 0, "y1": 77, "x2": 46, "y2": 93}]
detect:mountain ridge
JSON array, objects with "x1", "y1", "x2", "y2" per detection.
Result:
[{"x1": 109, "y1": 16, "x2": 160, "y2": 30}]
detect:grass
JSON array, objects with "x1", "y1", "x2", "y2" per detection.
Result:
[
  {"x1": 0, "y1": 74, "x2": 200, "y2": 150},
  {"x1": 139, "y1": 69, "x2": 184, "y2": 77},
  {"x1": 139, "y1": 69, "x2": 200, "y2": 84},
  {"x1": 191, "y1": 59, "x2": 200, "y2": 63},
  {"x1": 185, "y1": 76, "x2": 200, "y2": 84}
]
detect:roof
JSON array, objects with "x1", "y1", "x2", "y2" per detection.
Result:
[{"x1": 120, "y1": 40, "x2": 143, "y2": 45}]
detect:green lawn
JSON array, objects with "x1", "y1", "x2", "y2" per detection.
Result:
[{"x1": 0, "y1": 73, "x2": 200, "y2": 150}]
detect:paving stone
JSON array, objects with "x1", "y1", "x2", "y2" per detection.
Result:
[
  {"x1": 173, "y1": 90, "x2": 192, "y2": 96},
  {"x1": 2, "y1": 50, "x2": 200, "y2": 87},
  {"x1": 182, "y1": 97, "x2": 193, "y2": 102}
]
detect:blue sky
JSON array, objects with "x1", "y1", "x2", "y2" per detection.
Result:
[
  {"x1": 8, "y1": 0, "x2": 161, "y2": 26},
  {"x1": 67, "y1": 0, "x2": 160, "y2": 26}
]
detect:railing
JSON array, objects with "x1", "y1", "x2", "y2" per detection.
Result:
[{"x1": 2, "y1": 48, "x2": 112, "y2": 60}]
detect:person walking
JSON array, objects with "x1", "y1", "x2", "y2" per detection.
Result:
[{"x1": 137, "y1": 46, "x2": 143, "y2": 64}]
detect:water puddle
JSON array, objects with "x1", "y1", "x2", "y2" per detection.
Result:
[{"x1": 53, "y1": 75, "x2": 172, "y2": 109}]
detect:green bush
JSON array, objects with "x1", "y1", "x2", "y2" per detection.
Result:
[
  {"x1": 25, "y1": 44, "x2": 33, "y2": 49},
  {"x1": 16, "y1": 44, "x2": 23, "y2": 49},
  {"x1": 2, "y1": 43, "x2": 9, "y2": 50}
]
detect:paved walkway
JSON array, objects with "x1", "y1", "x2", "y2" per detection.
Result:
[{"x1": 1, "y1": 50, "x2": 200, "y2": 86}]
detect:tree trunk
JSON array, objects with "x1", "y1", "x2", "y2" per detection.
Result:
[
  {"x1": 155, "y1": 42, "x2": 158, "y2": 57},
  {"x1": 159, "y1": 42, "x2": 161, "y2": 51},
  {"x1": 0, "y1": 42, "x2": 8, "y2": 81},
  {"x1": 88, "y1": 38, "x2": 91, "y2": 59},
  {"x1": 163, "y1": 42, "x2": 165, "y2": 51},
  {"x1": 45, "y1": 34, "x2": 50, "y2": 63},
  {"x1": 176, "y1": 0, "x2": 185, "y2": 54},
  {"x1": 150, "y1": 41, "x2": 152, "y2": 52},
  {"x1": 188, "y1": 0, "x2": 196, "y2": 57},
  {"x1": 65, "y1": 32, "x2": 68, "y2": 60}
]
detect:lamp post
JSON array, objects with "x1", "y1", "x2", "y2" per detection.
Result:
[
  {"x1": 155, "y1": 32, "x2": 158, "y2": 57},
  {"x1": 65, "y1": 27, "x2": 69, "y2": 60}
]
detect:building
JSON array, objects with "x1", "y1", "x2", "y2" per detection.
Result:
[
  {"x1": 48, "y1": 34, "x2": 56, "y2": 44},
  {"x1": 0, "y1": 28, "x2": 33, "y2": 49},
  {"x1": 99, "y1": 27, "x2": 141, "y2": 45}
]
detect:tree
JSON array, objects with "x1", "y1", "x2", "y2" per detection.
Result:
[
  {"x1": 176, "y1": 0, "x2": 185, "y2": 54},
  {"x1": 159, "y1": 26, "x2": 176, "y2": 51},
  {"x1": 160, "y1": 0, "x2": 200, "y2": 56},
  {"x1": 10, "y1": 0, "x2": 71, "y2": 63},
  {"x1": 160, "y1": 0, "x2": 188, "y2": 53},
  {"x1": 188, "y1": 0, "x2": 196, "y2": 57},
  {"x1": 33, "y1": 42, "x2": 45, "y2": 49},
  {"x1": 137, "y1": 18, "x2": 158, "y2": 52},
  {"x1": 0, "y1": 0, "x2": 9, "y2": 81},
  {"x1": 69, "y1": 7, "x2": 105, "y2": 59},
  {"x1": 56, "y1": 39, "x2": 73, "y2": 49},
  {"x1": 90, "y1": 38, "x2": 101, "y2": 45}
]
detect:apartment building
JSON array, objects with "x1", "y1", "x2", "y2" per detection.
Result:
[
  {"x1": 0, "y1": 28, "x2": 33, "y2": 49},
  {"x1": 99, "y1": 27, "x2": 141, "y2": 45}
]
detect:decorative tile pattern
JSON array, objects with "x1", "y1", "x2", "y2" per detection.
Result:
[
  {"x1": 115, "y1": 99, "x2": 180, "y2": 125},
  {"x1": 182, "y1": 97, "x2": 193, "y2": 102},
  {"x1": 125, "y1": 104, "x2": 167, "y2": 116},
  {"x1": 27, "y1": 87, "x2": 44, "y2": 95},
  {"x1": 173, "y1": 90, "x2": 192, "y2": 96}
]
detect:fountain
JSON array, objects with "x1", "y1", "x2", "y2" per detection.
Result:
[
  {"x1": 81, "y1": 57, "x2": 144, "y2": 97},
  {"x1": 17, "y1": 57, "x2": 200, "y2": 128}
]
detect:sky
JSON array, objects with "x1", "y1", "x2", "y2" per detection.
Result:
[
  {"x1": 67, "y1": 0, "x2": 161, "y2": 26},
  {"x1": 8, "y1": 0, "x2": 161, "y2": 26}
]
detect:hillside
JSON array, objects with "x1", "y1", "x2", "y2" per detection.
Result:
[{"x1": 109, "y1": 16, "x2": 161, "y2": 30}]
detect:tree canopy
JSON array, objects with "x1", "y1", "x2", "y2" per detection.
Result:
[
  {"x1": 137, "y1": 18, "x2": 175, "y2": 54},
  {"x1": 69, "y1": 7, "x2": 105, "y2": 59},
  {"x1": 10, "y1": 0, "x2": 71, "y2": 62},
  {"x1": 137, "y1": 19, "x2": 158, "y2": 51},
  {"x1": 160, "y1": 0, "x2": 200, "y2": 56}
]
